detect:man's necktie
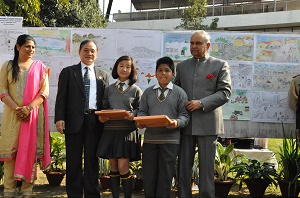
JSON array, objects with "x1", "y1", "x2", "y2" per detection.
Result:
[
  {"x1": 159, "y1": 87, "x2": 167, "y2": 100},
  {"x1": 118, "y1": 82, "x2": 125, "y2": 92},
  {"x1": 84, "y1": 67, "x2": 90, "y2": 110}
]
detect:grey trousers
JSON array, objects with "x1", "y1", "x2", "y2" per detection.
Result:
[
  {"x1": 177, "y1": 135, "x2": 217, "y2": 198},
  {"x1": 142, "y1": 143, "x2": 179, "y2": 198}
]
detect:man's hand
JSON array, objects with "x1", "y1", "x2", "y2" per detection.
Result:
[
  {"x1": 56, "y1": 120, "x2": 65, "y2": 134},
  {"x1": 186, "y1": 100, "x2": 201, "y2": 112}
]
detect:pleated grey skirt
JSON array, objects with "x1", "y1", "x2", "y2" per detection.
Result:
[{"x1": 96, "y1": 128, "x2": 141, "y2": 162}]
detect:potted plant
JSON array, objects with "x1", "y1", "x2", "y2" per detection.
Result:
[
  {"x1": 234, "y1": 158, "x2": 278, "y2": 198},
  {"x1": 173, "y1": 151, "x2": 199, "y2": 191},
  {"x1": 191, "y1": 150, "x2": 199, "y2": 190},
  {"x1": 43, "y1": 133, "x2": 66, "y2": 186},
  {"x1": 214, "y1": 141, "x2": 246, "y2": 198},
  {"x1": 277, "y1": 128, "x2": 300, "y2": 197},
  {"x1": 99, "y1": 158, "x2": 111, "y2": 190},
  {"x1": 130, "y1": 160, "x2": 143, "y2": 191}
]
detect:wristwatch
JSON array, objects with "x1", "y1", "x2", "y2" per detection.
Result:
[{"x1": 199, "y1": 100, "x2": 204, "y2": 108}]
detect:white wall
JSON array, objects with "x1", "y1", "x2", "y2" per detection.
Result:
[{"x1": 107, "y1": 10, "x2": 300, "y2": 32}]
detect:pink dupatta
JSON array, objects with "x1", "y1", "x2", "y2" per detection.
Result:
[{"x1": 14, "y1": 60, "x2": 50, "y2": 183}]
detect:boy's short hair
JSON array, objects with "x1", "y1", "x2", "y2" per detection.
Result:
[{"x1": 156, "y1": 56, "x2": 175, "y2": 73}]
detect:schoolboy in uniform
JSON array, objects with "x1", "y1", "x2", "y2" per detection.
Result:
[{"x1": 137, "y1": 56, "x2": 190, "y2": 197}]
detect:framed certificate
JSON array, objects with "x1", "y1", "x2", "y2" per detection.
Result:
[
  {"x1": 133, "y1": 115, "x2": 172, "y2": 128},
  {"x1": 95, "y1": 110, "x2": 130, "y2": 120}
]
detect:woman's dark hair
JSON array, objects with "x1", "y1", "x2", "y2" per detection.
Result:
[
  {"x1": 156, "y1": 56, "x2": 175, "y2": 73},
  {"x1": 112, "y1": 56, "x2": 138, "y2": 86},
  {"x1": 11, "y1": 34, "x2": 36, "y2": 83},
  {"x1": 79, "y1": 40, "x2": 98, "y2": 51}
]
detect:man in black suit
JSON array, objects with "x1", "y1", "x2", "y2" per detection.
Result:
[{"x1": 55, "y1": 40, "x2": 109, "y2": 197}]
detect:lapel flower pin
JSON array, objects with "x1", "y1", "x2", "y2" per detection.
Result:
[{"x1": 206, "y1": 74, "x2": 215, "y2": 80}]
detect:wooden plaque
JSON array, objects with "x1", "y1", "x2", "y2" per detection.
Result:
[
  {"x1": 95, "y1": 110, "x2": 130, "y2": 120},
  {"x1": 133, "y1": 115, "x2": 172, "y2": 128}
]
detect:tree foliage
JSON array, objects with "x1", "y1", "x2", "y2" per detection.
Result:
[
  {"x1": 1, "y1": 0, "x2": 43, "y2": 26},
  {"x1": 39, "y1": 0, "x2": 71, "y2": 27},
  {"x1": 175, "y1": 0, "x2": 219, "y2": 30},
  {"x1": 0, "y1": 0, "x2": 107, "y2": 28},
  {"x1": 40, "y1": 0, "x2": 107, "y2": 28},
  {"x1": 69, "y1": 0, "x2": 107, "y2": 28},
  {"x1": 0, "y1": 1, "x2": 9, "y2": 16}
]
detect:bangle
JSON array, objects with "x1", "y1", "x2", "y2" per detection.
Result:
[{"x1": 40, "y1": 95, "x2": 46, "y2": 101}]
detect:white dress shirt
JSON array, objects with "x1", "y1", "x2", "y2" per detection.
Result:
[
  {"x1": 116, "y1": 79, "x2": 129, "y2": 91},
  {"x1": 81, "y1": 63, "x2": 97, "y2": 109},
  {"x1": 153, "y1": 82, "x2": 173, "y2": 98}
]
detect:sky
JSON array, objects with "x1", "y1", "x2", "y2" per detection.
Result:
[{"x1": 99, "y1": 0, "x2": 133, "y2": 18}]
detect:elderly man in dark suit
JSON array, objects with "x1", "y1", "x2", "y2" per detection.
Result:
[
  {"x1": 175, "y1": 30, "x2": 232, "y2": 198},
  {"x1": 55, "y1": 40, "x2": 109, "y2": 197}
]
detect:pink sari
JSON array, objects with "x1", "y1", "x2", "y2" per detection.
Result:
[{"x1": 14, "y1": 60, "x2": 50, "y2": 183}]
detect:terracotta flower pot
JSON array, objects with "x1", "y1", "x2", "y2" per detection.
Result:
[
  {"x1": 99, "y1": 176, "x2": 111, "y2": 190},
  {"x1": 244, "y1": 179, "x2": 269, "y2": 198},
  {"x1": 278, "y1": 179, "x2": 300, "y2": 198},
  {"x1": 134, "y1": 178, "x2": 143, "y2": 191},
  {"x1": 214, "y1": 179, "x2": 235, "y2": 198},
  {"x1": 44, "y1": 171, "x2": 66, "y2": 186}
]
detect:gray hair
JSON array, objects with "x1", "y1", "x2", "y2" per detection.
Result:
[{"x1": 192, "y1": 30, "x2": 211, "y2": 44}]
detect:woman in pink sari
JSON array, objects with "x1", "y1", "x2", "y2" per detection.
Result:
[{"x1": 0, "y1": 34, "x2": 50, "y2": 198}]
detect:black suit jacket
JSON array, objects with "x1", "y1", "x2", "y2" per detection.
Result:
[{"x1": 54, "y1": 63, "x2": 109, "y2": 134}]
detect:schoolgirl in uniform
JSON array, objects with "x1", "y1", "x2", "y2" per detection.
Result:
[{"x1": 96, "y1": 56, "x2": 142, "y2": 197}]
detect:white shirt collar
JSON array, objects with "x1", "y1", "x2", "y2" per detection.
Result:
[
  {"x1": 153, "y1": 82, "x2": 173, "y2": 90},
  {"x1": 116, "y1": 79, "x2": 129, "y2": 85},
  {"x1": 81, "y1": 62, "x2": 95, "y2": 73}
]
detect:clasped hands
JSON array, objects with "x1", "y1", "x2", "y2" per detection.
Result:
[{"x1": 15, "y1": 106, "x2": 33, "y2": 122}]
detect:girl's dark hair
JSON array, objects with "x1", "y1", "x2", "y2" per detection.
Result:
[
  {"x1": 11, "y1": 34, "x2": 36, "y2": 83},
  {"x1": 79, "y1": 39, "x2": 98, "y2": 51},
  {"x1": 156, "y1": 56, "x2": 175, "y2": 73},
  {"x1": 112, "y1": 56, "x2": 138, "y2": 86}
]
